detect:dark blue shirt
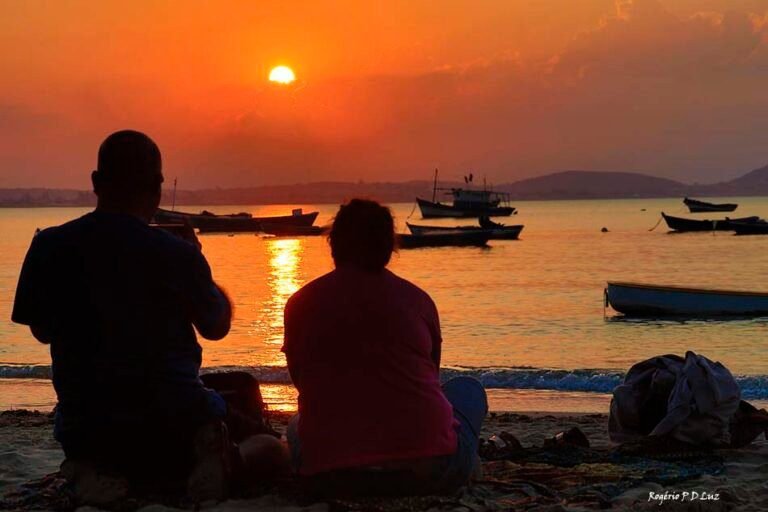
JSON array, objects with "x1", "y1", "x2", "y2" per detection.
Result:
[{"x1": 12, "y1": 211, "x2": 227, "y2": 442}]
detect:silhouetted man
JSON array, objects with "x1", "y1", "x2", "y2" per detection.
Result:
[{"x1": 12, "y1": 130, "x2": 283, "y2": 503}]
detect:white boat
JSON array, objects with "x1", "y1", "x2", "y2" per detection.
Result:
[
  {"x1": 605, "y1": 282, "x2": 768, "y2": 317},
  {"x1": 416, "y1": 169, "x2": 515, "y2": 218}
]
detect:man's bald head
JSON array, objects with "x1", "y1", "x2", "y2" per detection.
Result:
[{"x1": 92, "y1": 130, "x2": 163, "y2": 218}]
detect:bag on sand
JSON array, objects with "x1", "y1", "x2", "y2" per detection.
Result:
[
  {"x1": 609, "y1": 351, "x2": 741, "y2": 446},
  {"x1": 200, "y1": 371, "x2": 279, "y2": 441}
]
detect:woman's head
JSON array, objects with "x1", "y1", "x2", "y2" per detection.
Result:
[{"x1": 330, "y1": 199, "x2": 395, "y2": 272}]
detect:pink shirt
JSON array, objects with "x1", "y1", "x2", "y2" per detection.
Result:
[{"x1": 282, "y1": 268, "x2": 458, "y2": 475}]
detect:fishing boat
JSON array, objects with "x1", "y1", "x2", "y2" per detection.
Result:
[
  {"x1": 406, "y1": 219, "x2": 524, "y2": 240},
  {"x1": 605, "y1": 281, "x2": 768, "y2": 317},
  {"x1": 661, "y1": 212, "x2": 760, "y2": 232},
  {"x1": 397, "y1": 231, "x2": 491, "y2": 249},
  {"x1": 416, "y1": 169, "x2": 515, "y2": 218},
  {"x1": 154, "y1": 207, "x2": 319, "y2": 233},
  {"x1": 683, "y1": 197, "x2": 738, "y2": 213},
  {"x1": 732, "y1": 220, "x2": 768, "y2": 236}
]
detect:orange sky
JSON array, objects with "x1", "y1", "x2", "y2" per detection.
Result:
[{"x1": 1, "y1": 0, "x2": 768, "y2": 188}]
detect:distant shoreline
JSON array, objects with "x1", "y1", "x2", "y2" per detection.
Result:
[
  {"x1": 0, "y1": 193, "x2": 764, "y2": 209},
  {"x1": 2, "y1": 165, "x2": 768, "y2": 206}
]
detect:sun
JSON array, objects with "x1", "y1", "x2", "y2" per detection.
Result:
[{"x1": 269, "y1": 66, "x2": 296, "y2": 84}]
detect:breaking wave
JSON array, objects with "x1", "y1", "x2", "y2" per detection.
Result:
[{"x1": 3, "y1": 364, "x2": 768, "y2": 399}]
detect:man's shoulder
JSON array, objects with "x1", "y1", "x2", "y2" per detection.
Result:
[{"x1": 31, "y1": 213, "x2": 94, "y2": 248}]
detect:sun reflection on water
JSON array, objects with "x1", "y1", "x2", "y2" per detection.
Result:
[{"x1": 265, "y1": 238, "x2": 303, "y2": 348}]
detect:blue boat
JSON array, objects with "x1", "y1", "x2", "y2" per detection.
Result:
[{"x1": 605, "y1": 282, "x2": 768, "y2": 317}]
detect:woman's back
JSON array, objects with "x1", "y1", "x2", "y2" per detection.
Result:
[{"x1": 283, "y1": 267, "x2": 458, "y2": 475}]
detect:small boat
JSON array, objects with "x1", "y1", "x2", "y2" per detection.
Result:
[
  {"x1": 683, "y1": 197, "x2": 738, "y2": 213},
  {"x1": 154, "y1": 208, "x2": 319, "y2": 233},
  {"x1": 605, "y1": 281, "x2": 768, "y2": 317},
  {"x1": 416, "y1": 169, "x2": 515, "y2": 218},
  {"x1": 406, "y1": 220, "x2": 524, "y2": 240},
  {"x1": 397, "y1": 231, "x2": 490, "y2": 249},
  {"x1": 661, "y1": 212, "x2": 760, "y2": 232},
  {"x1": 732, "y1": 220, "x2": 768, "y2": 236}
]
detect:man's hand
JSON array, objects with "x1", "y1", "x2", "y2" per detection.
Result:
[{"x1": 179, "y1": 220, "x2": 202, "y2": 251}]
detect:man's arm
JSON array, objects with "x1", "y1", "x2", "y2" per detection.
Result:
[
  {"x1": 192, "y1": 281, "x2": 232, "y2": 340},
  {"x1": 186, "y1": 246, "x2": 232, "y2": 341},
  {"x1": 12, "y1": 232, "x2": 53, "y2": 344},
  {"x1": 30, "y1": 325, "x2": 53, "y2": 344}
]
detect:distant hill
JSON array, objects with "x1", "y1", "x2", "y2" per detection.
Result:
[
  {"x1": 3, "y1": 164, "x2": 768, "y2": 206},
  {"x1": 693, "y1": 164, "x2": 768, "y2": 196},
  {"x1": 498, "y1": 171, "x2": 688, "y2": 199}
]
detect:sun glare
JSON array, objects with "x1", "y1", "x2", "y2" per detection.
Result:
[{"x1": 269, "y1": 66, "x2": 296, "y2": 84}]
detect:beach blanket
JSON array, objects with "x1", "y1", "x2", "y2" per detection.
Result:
[{"x1": 609, "y1": 351, "x2": 741, "y2": 446}]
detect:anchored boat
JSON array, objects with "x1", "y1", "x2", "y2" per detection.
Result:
[
  {"x1": 732, "y1": 220, "x2": 768, "y2": 235},
  {"x1": 397, "y1": 231, "x2": 491, "y2": 249},
  {"x1": 416, "y1": 169, "x2": 515, "y2": 218},
  {"x1": 154, "y1": 207, "x2": 319, "y2": 233},
  {"x1": 661, "y1": 212, "x2": 760, "y2": 232},
  {"x1": 683, "y1": 197, "x2": 738, "y2": 213},
  {"x1": 406, "y1": 219, "x2": 523, "y2": 240},
  {"x1": 605, "y1": 281, "x2": 768, "y2": 317}
]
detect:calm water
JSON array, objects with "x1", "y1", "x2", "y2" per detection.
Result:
[{"x1": 3, "y1": 198, "x2": 768, "y2": 412}]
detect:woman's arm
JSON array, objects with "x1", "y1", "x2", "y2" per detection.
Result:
[{"x1": 427, "y1": 297, "x2": 443, "y2": 371}]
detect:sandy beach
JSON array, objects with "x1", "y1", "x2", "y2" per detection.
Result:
[{"x1": 2, "y1": 409, "x2": 766, "y2": 511}]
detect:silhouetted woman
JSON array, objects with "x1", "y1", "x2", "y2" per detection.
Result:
[{"x1": 282, "y1": 199, "x2": 487, "y2": 494}]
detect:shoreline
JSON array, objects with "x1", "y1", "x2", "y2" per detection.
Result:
[{"x1": 2, "y1": 409, "x2": 766, "y2": 511}]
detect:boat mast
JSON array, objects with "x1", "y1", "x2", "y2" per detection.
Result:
[
  {"x1": 432, "y1": 168, "x2": 438, "y2": 203},
  {"x1": 171, "y1": 178, "x2": 177, "y2": 212}
]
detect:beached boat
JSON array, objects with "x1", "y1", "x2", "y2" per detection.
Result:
[
  {"x1": 397, "y1": 231, "x2": 490, "y2": 249},
  {"x1": 732, "y1": 220, "x2": 768, "y2": 236},
  {"x1": 416, "y1": 169, "x2": 515, "y2": 218},
  {"x1": 605, "y1": 281, "x2": 768, "y2": 317},
  {"x1": 683, "y1": 197, "x2": 738, "y2": 213},
  {"x1": 661, "y1": 213, "x2": 760, "y2": 232},
  {"x1": 154, "y1": 208, "x2": 319, "y2": 233},
  {"x1": 406, "y1": 221, "x2": 524, "y2": 240}
]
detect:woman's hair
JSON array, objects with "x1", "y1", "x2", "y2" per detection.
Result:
[{"x1": 329, "y1": 199, "x2": 396, "y2": 272}]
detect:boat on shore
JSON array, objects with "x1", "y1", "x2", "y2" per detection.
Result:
[
  {"x1": 154, "y1": 208, "x2": 319, "y2": 233},
  {"x1": 397, "y1": 231, "x2": 490, "y2": 249},
  {"x1": 732, "y1": 220, "x2": 768, "y2": 236},
  {"x1": 605, "y1": 281, "x2": 768, "y2": 317},
  {"x1": 416, "y1": 169, "x2": 515, "y2": 218},
  {"x1": 684, "y1": 197, "x2": 738, "y2": 213},
  {"x1": 406, "y1": 220, "x2": 524, "y2": 240},
  {"x1": 661, "y1": 212, "x2": 760, "y2": 232}
]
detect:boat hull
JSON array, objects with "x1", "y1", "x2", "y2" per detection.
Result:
[
  {"x1": 406, "y1": 222, "x2": 523, "y2": 240},
  {"x1": 684, "y1": 198, "x2": 738, "y2": 213},
  {"x1": 661, "y1": 213, "x2": 760, "y2": 232},
  {"x1": 397, "y1": 232, "x2": 490, "y2": 248},
  {"x1": 606, "y1": 281, "x2": 768, "y2": 317},
  {"x1": 416, "y1": 198, "x2": 515, "y2": 218}
]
